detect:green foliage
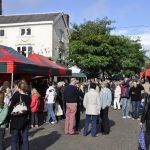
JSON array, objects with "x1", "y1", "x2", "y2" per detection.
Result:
[{"x1": 69, "y1": 18, "x2": 146, "y2": 77}]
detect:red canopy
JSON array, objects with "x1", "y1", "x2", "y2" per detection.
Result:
[
  {"x1": 28, "y1": 54, "x2": 72, "y2": 76},
  {"x1": 0, "y1": 45, "x2": 49, "y2": 75},
  {"x1": 146, "y1": 69, "x2": 150, "y2": 77}
]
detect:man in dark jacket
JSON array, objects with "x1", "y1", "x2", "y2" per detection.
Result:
[
  {"x1": 64, "y1": 78, "x2": 79, "y2": 135},
  {"x1": 129, "y1": 80, "x2": 142, "y2": 119}
]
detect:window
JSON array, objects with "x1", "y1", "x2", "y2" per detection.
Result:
[
  {"x1": 16, "y1": 46, "x2": 33, "y2": 57},
  {"x1": 28, "y1": 46, "x2": 32, "y2": 55},
  {"x1": 27, "y1": 28, "x2": 31, "y2": 35},
  {"x1": 21, "y1": 28, "x2": 31, "y2": 36},
  {"x1": 22, "y1": 47, "x2": 26, "y2": 56},
  {"x1": 21, "y1": 29, "x2": 25, "y2": 36},
  {"x1": 0, "y1": 30, "x2": 4, "y2": 36},
  {"x1": 17, "y1": 47, "x2": 21, "y2": 54}
]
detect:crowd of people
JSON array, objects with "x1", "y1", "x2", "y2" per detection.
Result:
[{"x1": 0, "y1": 77, "x2": 150, "y2": 149}]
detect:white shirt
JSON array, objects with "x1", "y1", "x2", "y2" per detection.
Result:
[
  {"x1": 46, "y1": 86, "x2": 56, "y2": 104},
  {"x1": 4, "y1": 93, "x2": 12, "y2": 105}
]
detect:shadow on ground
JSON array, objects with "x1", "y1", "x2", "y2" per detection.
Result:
[
  {"x1": 29, "y1": 131, "x2": 61, "y2": 150},
  {"x1": 79, "y1": 118, "x2": 115, "y2": 134},
  {"x1": 4, "y1": 127, "x2": 46, "y2": 149}
]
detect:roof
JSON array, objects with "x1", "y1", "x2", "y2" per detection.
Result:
[
  {"x1": 0, "y1": 13, "x2": 60, "y2": 24},
  {"x1": 28, "y1": 54, "x2": 72, "y2": 76},
  {"x1": 0, "y1": 45, "x2": 49, "y2": 75}
]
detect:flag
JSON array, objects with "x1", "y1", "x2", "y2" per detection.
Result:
[{"x1": 139, "y1": 127, "x2": 146, "y2": 150}]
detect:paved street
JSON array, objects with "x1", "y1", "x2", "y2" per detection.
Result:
[{"x1": 4, "y1": 108, "x2": 141, "y2": 150}]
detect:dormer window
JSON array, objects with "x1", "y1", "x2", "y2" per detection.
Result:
[
  {"x1": 21, "y1": 28, "x2": 31, "y2": 36},
  {"x1": 0, "y1": 29, "x2": 5, "y2": 36}
]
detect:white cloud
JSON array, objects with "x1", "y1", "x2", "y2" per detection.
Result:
[
  {"x1": 133, "y1": 33, "x2": 150, "y2": 56},
  {"x1": 111, "y1": 28, "x2": 150, "y2": 56},
  {"x1": 111, "y1": 29, "x2": 129, "y2": 35}
]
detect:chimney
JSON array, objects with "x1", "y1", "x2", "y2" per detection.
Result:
[
  {"x1": 0, "y1": 0, "x2": 2, "y2": 15},
  {"x1": 63, "y1": 14, "x2": 69, "y2": 27}
]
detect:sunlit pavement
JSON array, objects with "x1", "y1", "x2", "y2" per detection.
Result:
[{"x1": 5, "y1": 107, "x2": 140, "y2": 150}]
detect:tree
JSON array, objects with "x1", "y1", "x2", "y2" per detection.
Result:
[{"x1": 69, "y1": 18, "x2": 145, "y2": 78}]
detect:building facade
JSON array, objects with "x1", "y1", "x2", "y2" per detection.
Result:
[{"x1": 0, "y1": 12, "x2": 69, "y2": 65}]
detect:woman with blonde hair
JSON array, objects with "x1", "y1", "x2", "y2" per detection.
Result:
[{"x1": 30, "y1": 88, "x2": 41, "y2": 128}]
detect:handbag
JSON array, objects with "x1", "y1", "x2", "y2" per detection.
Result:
[
  {"x1": 11, "y1": 94, "x2": 28, "y2": 116},
  {"x1": 139, "y1": 127, "x2": 146, "y2": 150},
  {"x1": 140, "y1": 99, "x2": 145, "y2": 109},
  {"x1": 55, "y1": 104, "x2": 63, "y2": 116}
]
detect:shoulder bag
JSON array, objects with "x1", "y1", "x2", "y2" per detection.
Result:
[{"x1": 11, "y1": 94, "x2": 28, "y2": 116}]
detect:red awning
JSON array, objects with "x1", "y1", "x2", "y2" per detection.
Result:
[
  {"x1": 146, "y1": 69, "x2": 150, "y2": 77},
  {"x1": 28, "y1": 54, "x2": 72, "y2": 76},
  {"x1": 0, "y1": 45, "x2": 49, "y2": 75}
]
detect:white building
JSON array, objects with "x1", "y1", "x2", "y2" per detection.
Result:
[{"x1": 0, "y1": 12, "x2": 69, "y2": 65}]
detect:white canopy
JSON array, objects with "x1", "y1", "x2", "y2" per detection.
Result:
[{"x1": 69, "y1": 65, "x2": 81, "y2": 73}]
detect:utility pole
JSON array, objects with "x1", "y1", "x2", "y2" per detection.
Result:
[{"x1": 0, "y1": 0, "x2": 2, "y2": 15}]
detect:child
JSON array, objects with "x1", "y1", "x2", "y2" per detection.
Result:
[{"x1": 0, "y1": 91, "x2": 9, "y2": 150}]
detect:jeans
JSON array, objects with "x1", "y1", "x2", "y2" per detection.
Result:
[
  {"x1": 31, "y1": 112, "x2": 38, "y2": 125},
  {"x1": 46, "y1": 103, "x2": 57, "y2": 122},
  {"x1": 83, "y1": 115, "x2": 97, "y2": 137},
  {"x1": 122, "y1": 98, "x2": 130, "y2": 117},
  {"x1": 132, "y1": 101, "x2": 140, "y2": 119},
  {"x1": 11, "y1": 126, "x2": 29, "y2": 150},
  {"x1": 0, "y1": 128, "x2": 5, "y2": 150}
]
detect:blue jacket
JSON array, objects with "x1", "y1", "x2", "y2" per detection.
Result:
[{"x1": 100, "y1": 87, "x2": 112, "y2": 109}]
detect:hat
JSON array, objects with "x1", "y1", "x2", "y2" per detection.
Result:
[
  {"x1": 1, "y1": 85, "x2": 10, "y2": 92},
  {"x1": 2, "y1": 81, "x2": 10, "y2": 88}
]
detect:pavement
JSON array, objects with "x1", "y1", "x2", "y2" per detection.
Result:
[{"x1": 4, "y1": 107, "x2": 141, "y2": 150}]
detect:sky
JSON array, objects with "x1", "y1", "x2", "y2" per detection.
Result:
[{"x1": 3, "y1": 0, "x2": 150, "y2": 56}]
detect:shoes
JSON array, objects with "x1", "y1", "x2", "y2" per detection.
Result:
[
  {"x1": 92, "y1": 134, "x2": 99, "y2": 137},
  {"x1": 35, "y1": 125, "x2": 38, "y2": 128},
  {"x1": 69, "y1": 132, "x2": 79, "y2": 135},
  {"x1": 126, "y1": 116, "x2": 131, "y2": 119},
  {"x1": 51, "y1": 121, "x2": 57, "y2": 124},
  {"x1": 122, "y1": 116, "x2": 126, "y2": 119},
  {"x1": 31, "y1": 125, "x2": 34, "y2": 128},
  {"x1": 137, "y1": 118, "x2": 140, "y2": 121}
]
